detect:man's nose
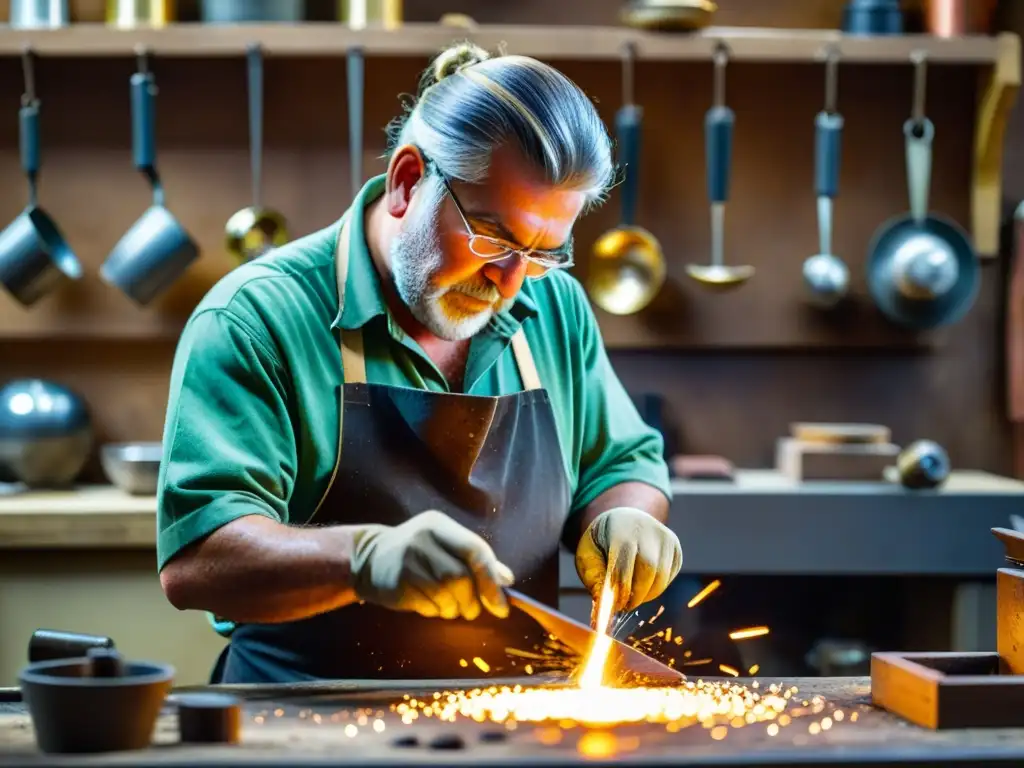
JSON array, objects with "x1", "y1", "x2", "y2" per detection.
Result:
[{"x1": 482, "y1": 256, "x2": 528, "y2": 299}]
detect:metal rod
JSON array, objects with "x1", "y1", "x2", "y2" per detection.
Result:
[
  {"x1": 621, "y1": 41, "x2": 636, "y2": 107},
  {"x1": 712, "y1": 41, "x2": 730, "y2": 109},
  {"x1": 20, "y1": 45, "x2": 36, "y2": 107},
  {"x1": 910, "y1": 49, "x2": 928, "y2": 126},
  {"x1": 824, "y1": 45, "x2": 840, "y2": 115},
  {"x1": 135, "y1": 43, "x2": 149, "y2": 75}
]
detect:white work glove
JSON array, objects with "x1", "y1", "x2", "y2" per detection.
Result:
[
  {"x1": 350, "y1": 510, "x2": 514, "y2": 621},
  {"x1": 575, "y1": 507, "x2": 682, "y2": 614}
]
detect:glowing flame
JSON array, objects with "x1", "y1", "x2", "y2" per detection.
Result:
[{"x1": 578, "y1": 580, "x2": 616, "y2": 689}]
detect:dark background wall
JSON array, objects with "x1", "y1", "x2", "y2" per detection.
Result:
[{"x1": 0, "y1": 0, "x2": 1020, "y2": 480}]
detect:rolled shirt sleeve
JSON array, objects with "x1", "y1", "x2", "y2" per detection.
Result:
[
  {"x1": 568, "y1": 284, "x2": 672, "y2": 514},
  {"x1": 157, "y1": 308, "x2": 297, "y2": 572}
]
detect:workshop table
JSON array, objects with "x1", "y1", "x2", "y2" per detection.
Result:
[{"x1": 4, "y1": 677, "x2": 1024, "y2": 766}]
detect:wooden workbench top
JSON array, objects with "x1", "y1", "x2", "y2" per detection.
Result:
[{"x1": 3, "y1": 676, "x2": 1024, "y2": 766}]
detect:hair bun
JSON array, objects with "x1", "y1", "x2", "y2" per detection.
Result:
[{"x1": 432, "y1": 42, "x2": 490, "y2": 82}]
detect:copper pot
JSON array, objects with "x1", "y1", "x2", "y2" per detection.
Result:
[{"x1": 922, "y1": 0, "x2": 997, "y2": 37}]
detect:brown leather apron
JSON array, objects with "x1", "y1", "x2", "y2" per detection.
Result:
[{"x1": 221, "y1": 216, "x2": 573, "y2": 682}]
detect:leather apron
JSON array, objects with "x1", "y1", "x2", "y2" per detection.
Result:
[{"x1": 221, "y1": 216, "x2": 573, "y2": 683}]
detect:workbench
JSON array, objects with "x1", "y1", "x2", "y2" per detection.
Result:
[{"x1": 4, "y1": 677, "x2": 1024, "y2": 766}]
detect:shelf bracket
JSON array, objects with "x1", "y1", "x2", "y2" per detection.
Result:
[{"x1": 972, "y1": 32, "x2": 1021, "y2": 259}]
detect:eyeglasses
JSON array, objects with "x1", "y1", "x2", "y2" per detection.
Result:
[{"x1": 439, "y1": 177, "x2": 574, "y2": 274}]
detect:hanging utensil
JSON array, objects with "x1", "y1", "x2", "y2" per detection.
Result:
[
  {"x1": 686, "y1": 43, "x2": 754, "y2": 290},
  {"x1": 587, "y1": 42, "x2": 665, "y2": 316},
  {"x1": 865, "y1": 51, "x2": 979, "y2": 329},
  {"x1": 101, "y1": 48, "x2": 199, "y2": 305},
  {"x1": 0, "y1": 47, "x2": 82, "y2": 307},
  {"x1": 225, "y1": 44, "x2": 289, "y2": 265},
  {"x1": 347, "y1": 46, "x2": 364, "y2": 201},
  {"x1": 803, "y1": 46, "x2": 849, "y2": 308}
]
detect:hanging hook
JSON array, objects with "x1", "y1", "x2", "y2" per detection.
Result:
[
  {"x1": 910, "y1": 49, "x2": 928, "y2": 128},
  {"x1": 712, "y1": 41, "x2": 730, "y2": 109},
  {"x1": 824, "y1": 44, "x2": 840, "y2": 115},
  {"x1": 620, "y1": 41, "x2": 637, "y2": 107},
  {"x1": 21, "y1": 45, "x2": 37, "y2": 108}
]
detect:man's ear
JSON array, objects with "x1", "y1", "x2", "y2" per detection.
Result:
[{"x1": 385, "y1": 145, "x2": 426, "y2": 219}]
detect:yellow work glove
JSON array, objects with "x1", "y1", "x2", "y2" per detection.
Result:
[
  {"x1": 575, "y1": 507, "x2": 682, "y2": 614},
  {"x1": 350, "y1": 510, "x2": 514, "y2": 621}
]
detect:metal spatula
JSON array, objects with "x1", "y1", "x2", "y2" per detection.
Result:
[{"x1": 505, "y1": 588, "x2": 684, "y2": 686}]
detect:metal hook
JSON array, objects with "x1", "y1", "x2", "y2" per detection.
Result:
[
  {"x1": 824, "y1": 44, "x2": 840, "y2": 115},
  {"x1": 910, "y1": 49, "x2": 928, "y2": 126},
  {"x1": 21, "y1": 45, "x2": 37, "y2": 108},
  {"x1": 712, "y1": 41, "x2": 730, "y2": 109},
  {"x1": 621, "y1": 41, "x2": 637, "y2": 107}
]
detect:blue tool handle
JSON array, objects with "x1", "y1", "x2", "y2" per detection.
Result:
[
  {"x1": 19, "y1": 103, "x2": 40, "y2": 177},
  {"x1": 705, "y1": 105, "x2": 734, "y2": 204},
  {"x1": 130, "y1": 71, "x2": 157, "y2": 171},
  {"x1": 814, "y1": 111, "x2": 844, "y2": 199},
  {"x1": 616, "y1": 104, "x2": 643, "y2": 226}
]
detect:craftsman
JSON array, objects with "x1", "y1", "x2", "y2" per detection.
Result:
[{"x1": 156, "y1": 42, "x2": 681, "y2": 684}]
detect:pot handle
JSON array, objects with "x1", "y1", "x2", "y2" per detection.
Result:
[
  {"x1": 19, "y1": 102, "x2": 40, "y2": 208},
  {"x1": 904, "y1": 117, "x2": 934, "y2": 225},
  {"x1": 130, "y1": 50, "x2": 161, "y2": 204},
  {"x1": 616, "y1": 104, "x2": 643, "y2": 227}
]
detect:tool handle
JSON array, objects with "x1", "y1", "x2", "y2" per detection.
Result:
[
  {"x1": 616, "y1": 104, "x2": 643, "y2": 226},
  {"x1": 347, "y1": 47, "x2": 364, "y2": 201},
  {"x1": 247, "y1": 44, "x2": 263, "y2": 208},
  {"x1": 705, "y1": 105, "x2": 734, "y2": 204},
  {"x1": 904, "y1": 117, "x2": 934, "y2": 225},
  {"x1": 19, "y1": 103, "x2": 40, "y2": 177},
  {"x1": 28, "y1": 629, "x2": 116, "y2": 663},
  {"x1": 131, "y1": 71, "x2": 157, "y2": 172},
  {"x1": 814, "y1": 110, "x2": 843, "y2": 199}
]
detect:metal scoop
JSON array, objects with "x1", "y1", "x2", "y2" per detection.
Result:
[
  {"x1": 686, "y1": 42, "x2": 754, "y2": 290},
  {"x1": 506, "y1": 588, "x2": 684, "y2": 686}
]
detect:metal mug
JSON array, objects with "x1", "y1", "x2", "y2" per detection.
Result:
[
  {"x1": 0, "y1": 69, "x2": 82, "y2": 307},
  {"x1": 9, "y1": 0, "x2": 69, "y2": 28},
  {"x1": 101, "y1": 58, "x2": 198, "y2": 305}
]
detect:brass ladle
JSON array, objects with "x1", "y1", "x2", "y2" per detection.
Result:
[
  {"x1": 225, "y1": 43, "x2": 288, "y2": 264},
  {"x1": 587, "y1": 42, "x2": 665, "y2": 316},
  {"x1": 686, "y1": 42, "x2": 754, "y2": 290}
]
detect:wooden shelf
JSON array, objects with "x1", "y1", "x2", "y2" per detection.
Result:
[{"x1": 0, "y1": 23, "x2": 1012, "y2": 64}]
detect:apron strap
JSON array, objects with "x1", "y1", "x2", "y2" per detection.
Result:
[{"x1": 510, "y1": 328, "x2": 542, "y2": 391}]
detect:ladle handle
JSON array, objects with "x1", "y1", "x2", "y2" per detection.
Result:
[
  {"x1": 705, "y1": 105, "x2": 734, "y2": 205},
  {"x1": 19, "y1": 102, "x2": 40, "y2": 206},
  {"x1": 814, "y1": 111, "x2": 843, "y2": 200},
  {"x1": 904, "y1": 117, "x2": 934, "y2": 225},
  {"x1": 247, "y1": 44, "x2": 263, "y2": 209},
  {"x1": 616, "y1": 104, "x2": 642, "y2": 227},
  {"x1": 347, "y1": 47, "x2": 364, "y2": 201}
]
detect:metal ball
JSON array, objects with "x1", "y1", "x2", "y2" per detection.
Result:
[
  {"x1": 896, "y1": 439, "x2": 950, "y2": 490},
  {"x1": 803, "y1": 253, "x2": 849, "y2": 307}
]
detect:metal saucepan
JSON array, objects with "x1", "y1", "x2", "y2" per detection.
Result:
[
  {"x1": 866, "y1": 52, "x2": 978, "y2": 330},
  {"x1": 9, "y1": 0, "x2": 69, "y2": 28},
  {"x1": 0, "y1": 49, "x2": 82, "y2": 307},
  {"x1": 347, "y1": 46, "x2": 364, "y2": 200},
  {"x1": 686, "y1": 42, "x2": 754, "y2": 290},
  {"x1": 587, "y1": 42, "x2": 665, "y2": 316},
  {"x1": 803, "y1": 46, "x2": 849, "y2": 307},
  {"x1": 101, "y1": 49, "x2": 200, "y2": 306},
  {"x1": 201, "y1": 0, "x2": 305, "y2": 23},
  {"x1": 106, "y1": 0, "x2": 174, "y2": 27},
  {"x1": 226, "y1": 44, "x2": 289, "y2": 264}
]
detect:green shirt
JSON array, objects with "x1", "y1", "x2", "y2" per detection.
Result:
[{"x1": 157, "y1": 175, "x2": 671, "y2": 580}]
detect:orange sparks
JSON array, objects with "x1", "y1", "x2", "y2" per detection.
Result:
[
  {"x1": 472, "y1": 657, "x2": 491, "y2": 673},
  {"x1": 748, "y1": 664, "x2": 760, "y2": 675},
  {"x1": 729, "y1": 626, "x2": 770, "y2": 641},
  {"x1": 687, "y1": 580, "x2": 721, "y2": 608},
  {"x1": 648, "y1": 605, "x2": 665, "y2": 623},
  {"x1": 719, "y1": 664, "x2": 739, "y2": 677}
]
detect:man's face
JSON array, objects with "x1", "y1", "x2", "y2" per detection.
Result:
[{"x1": 387, "y1": 146, "x2": 585, "y2": 341}]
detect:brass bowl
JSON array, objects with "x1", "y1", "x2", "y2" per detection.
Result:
[{"x1": 620, "y1": 0, "x2": 717, "y2": 31}]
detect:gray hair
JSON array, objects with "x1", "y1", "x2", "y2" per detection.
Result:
[{"x1": 387, "y1": 42, "x2": 614, "y2": 209}]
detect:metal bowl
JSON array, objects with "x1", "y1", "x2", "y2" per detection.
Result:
[{"x1": 100, "y1": 442, "x2": 162, "y2": 496}]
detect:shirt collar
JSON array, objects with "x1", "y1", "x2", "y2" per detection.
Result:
[{"x1": 331, "y1": 174, "x2": 539, "y2": 335}]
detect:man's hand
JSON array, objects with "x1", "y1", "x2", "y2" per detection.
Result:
[
  {"x1": 350, "y1": 510, "x2": 515, "y2": 621},
  {"x1": 575, "y1": 507, "x2": 682, "y2": 614}
]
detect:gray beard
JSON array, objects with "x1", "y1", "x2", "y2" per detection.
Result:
[{"x1": 390, "y1": 176, "x2": 504, "y2": 342}]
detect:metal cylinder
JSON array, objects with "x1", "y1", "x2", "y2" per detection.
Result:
[
  {"x1": 339, "y1": 0, "x2": 401, "y2": 28},
  {"x1": 201, "y1": 0, "x2": 304, "y2": 23},
  {"x1": 106, "y1": 0, "x2": 174, "y2": 27},
  {"x1": 9, "y1": 0, "x2": 70, "y2": 28},
  {"x1": 922, "y1": 0, "x2": 997, "y2": 37}
]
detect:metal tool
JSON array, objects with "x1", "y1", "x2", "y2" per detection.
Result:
[
  {"x1": 620, "y1": 0, "x2": 717, "y2": 31},
  {"x1": 101, "y1": 48, "x2": 200, "y2": 305},
  {"x1": 347, "y1": 46, "x2": 364, "y2": 201},
  {"x1": 0, "y1": 48, "x2": 82, "y2": 308},
  {"x1": 802, "y1": 46, "x2": 849, "y2": 308},
  {"x1": 686, "y1": 43, "x2": 754, "y2": 291},
  {"x1": 9, "y1": 0, "x2": 69, "y2": 28},
  {"x1": 506, "y1": 589, "x2": 684, "y2": 686},
  {"x1": 225, "y1": 43, "x2": 289, "y2": 264},
  {"x1": 587, "y1": 43, "x2": 665, "y2": 316},
  {"x1": 866, "y1": 52, "x2": 979, "y2": 330}
]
